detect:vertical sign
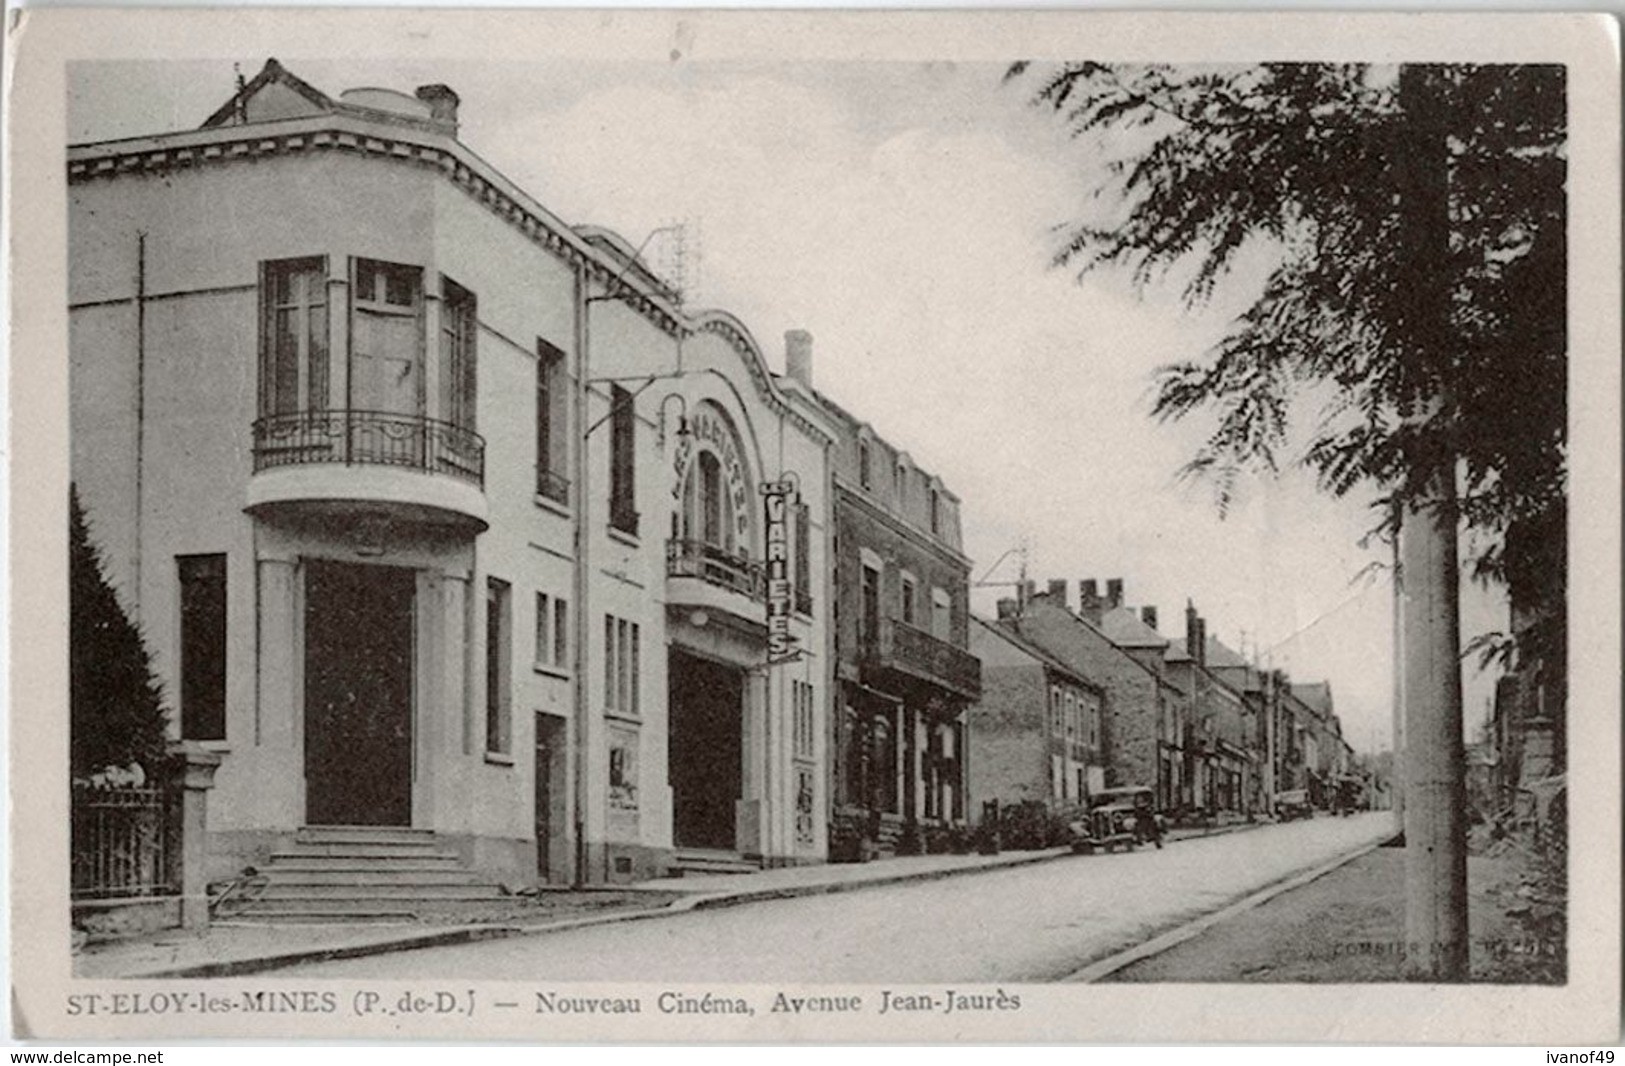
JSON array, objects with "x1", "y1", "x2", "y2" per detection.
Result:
[{"x1": 761, "y1": 479, "x2": 802, "y2": 665}]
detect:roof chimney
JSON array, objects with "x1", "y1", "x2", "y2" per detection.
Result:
[
  {"x1": 996, "y1": 597, "x2": 1019, "y2": 621},
  {"x1": 1141, "y1": 606, "x2": 1159, "y2": 631},
  {"x1": 1106, "y1": 578, "x2": 1124, "y2": 609},
  {"x1": 785, "y1": 330, "x2": 813, "y2": 388},
  {"x1": 1196, "y1": 616, "x2": 1208, "y2": 668},
  {"x1": 1078, "y1": 579, "x2": 1103, "y2": 625},
  {"x1": 1046, "y1": 579, "x2": 1068, "y2": 607},
  {"x1": 415, "y1": 84, "x2": 460, "y2": 131},
  {"x1": 1186, "y1": 600, "x2": 1200, "y2": 659}
]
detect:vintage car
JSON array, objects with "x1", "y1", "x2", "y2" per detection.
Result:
[
  {"x1": 1274, "y1": 788, "x2": 1313, "y2": 821},
  {"x1": 1067, "y1": 786, "x2": 1164, "y2": 854}
]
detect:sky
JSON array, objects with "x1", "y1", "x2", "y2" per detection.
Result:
[{"x1": 69, "y1": 57, "x2": 1511, "y2": 755}]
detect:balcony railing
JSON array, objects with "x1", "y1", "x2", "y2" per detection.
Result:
[
  {"x1": 666, "y1": 539, "x2": 763, "y2": 600},
  {"x1": 863, "y1": 618, "x2": 982, "y2": 701},
  {"x1": 252, "y1": 410, "x2": 485, "y2": 488},
  {"x1": 536, "y1": 466, "x2": 571, "y2": 506}
]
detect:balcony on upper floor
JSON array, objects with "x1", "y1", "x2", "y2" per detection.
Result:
[
  {"x1": 246, "y1": 409, "x2": 488, "y2": 532},
  {"x1": 665, "y1": 538, "x2": 767, "y2": 630},
  {"x1": 861, "y1": 617, "x2": 982, "y2": 703}
]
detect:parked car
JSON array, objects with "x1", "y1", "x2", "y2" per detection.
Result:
[
  {"x1": 1067, "y1": 786, "x2": 1164, "y2": 854},
  {"x1": 1274, "y1": 788, "x2": 1312, "y2": 821}
]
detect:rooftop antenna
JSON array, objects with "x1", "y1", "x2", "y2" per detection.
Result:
[{"x1": 233, "y1": 63, "x2": 248, "y2": 125}]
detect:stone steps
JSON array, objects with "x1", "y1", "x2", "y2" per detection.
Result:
[{"x1": 222, "y1": 826, "x2": 512, "y2": 923}]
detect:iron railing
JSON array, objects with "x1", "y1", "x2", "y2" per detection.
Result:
[
  {"x1": 863, "y1": 618, "x2": 983, "y2": 700},
  {"x1": 70, "y1": 785, "x2": 178, "y2": 900},
  {"x1": 666, "y1": 539, "x2": 764, "y2": 600},
  {"x1": 536, "y1": 466, "x2": 571, "y2": 506},
  {"x1": 252, "y1": 410, "x2": 485, "y2": 488}
]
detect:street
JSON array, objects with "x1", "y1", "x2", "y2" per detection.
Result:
[{"x1": 289, "y1": 813, "x2": 1393, "y2": 982}]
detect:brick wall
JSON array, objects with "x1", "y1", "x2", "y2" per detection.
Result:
[{"x1": 966, "y1": 658, "x2": 1050, "y2": 818}]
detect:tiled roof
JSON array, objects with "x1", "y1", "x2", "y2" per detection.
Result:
[{"x1": 1096, "y1": 606, "x2": 1170, "y2": 649}]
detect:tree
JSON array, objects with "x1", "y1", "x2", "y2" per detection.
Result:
[
  {"x1": 1007, "y1": 62, "x2": 1566, "y2": 622},
  {"x1": 70, "y1": 485, "x2": 170, "y2": 781}
]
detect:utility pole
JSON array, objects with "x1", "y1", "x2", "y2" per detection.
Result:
[{"x1": 1396, "y1": 63, "x2": 1468, "y2": 982}]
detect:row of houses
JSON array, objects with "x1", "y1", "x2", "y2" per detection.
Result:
[
  {"x1": 966, "y1": 582, "x2": 1356, "y2": 827},
  {"x1": 68, "y1": 61, "x2": 1354, "y2": 899}
]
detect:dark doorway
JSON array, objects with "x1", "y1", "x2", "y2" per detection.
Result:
[
  {"x1": 304, "y1": 560, "x2": 415, "y2": 826},
  {"x1": 668, "y1": 649, "x2": 744, "y2": 850},
  {"x1": 534, "y1": 713, "x2": 564, "y2": 880}
]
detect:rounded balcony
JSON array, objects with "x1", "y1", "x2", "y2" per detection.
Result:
[
  {"x1": 664, "y1": 538, "x2": 767, "y2": 632},
  {"x1": 246, "y1": 409, "x2": 488, "y2": 533}
]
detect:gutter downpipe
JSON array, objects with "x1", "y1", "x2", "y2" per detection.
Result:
[{"x1": 571, "y1": 260, "x2": 591, "y2": 888}]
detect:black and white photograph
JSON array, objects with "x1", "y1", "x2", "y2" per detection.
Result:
[{"x1": 8, "y1": 7, "x2": 1620, "y2": 1044}]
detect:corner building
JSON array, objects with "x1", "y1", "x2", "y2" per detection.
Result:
[{"x1": 68, "y1": 61, "x2": 833, "y2": 888}]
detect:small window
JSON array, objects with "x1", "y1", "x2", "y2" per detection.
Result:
[
  {"x1": 929, "y1": 488, "x2": 942, "y2": 535},
  {"x1": 858, "y1": 440, "x2": 872, "y2": 490},
  {"x1": 485, "y1": 578, "x2": 512, "y2": 754},
  {"x1": 609, "y1": 386, "x2": 637, "y2": 536},
  {"x1": 178, "y1": 555, "x2": 227, "y2": 742},
  {"x1": 535, "y1": 592, "x2": 569, "y2": 670}
]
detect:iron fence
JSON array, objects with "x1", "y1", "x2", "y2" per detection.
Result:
[
  {"x1": 71, "y1": 785, "x2": 178, "y2": 900},
  {"x1": 666, "y1": 538, "x2": 764, "y2": 600}
]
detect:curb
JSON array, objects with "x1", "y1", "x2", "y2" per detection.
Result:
[
  {"x1": 1059, "y1": 834, "x2": 1390, "y2": 983},
  {"x1": 113, "y1": 819, "x2": 1281, "y2": 979}
]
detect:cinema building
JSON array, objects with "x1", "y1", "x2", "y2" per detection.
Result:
[{"x1": 68, "y1": 60, "x2": 833, "y2": 901}]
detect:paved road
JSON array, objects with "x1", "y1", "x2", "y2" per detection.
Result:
[{"x1": 289, "y1": 812, "x2": 1394, "y2": 982}]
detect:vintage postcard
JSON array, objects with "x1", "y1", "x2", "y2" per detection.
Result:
[{"x1": 6, "y1": 6, "x2": 1620, "y2": 1044}]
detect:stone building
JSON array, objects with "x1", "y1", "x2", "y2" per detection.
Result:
[
  {"x1": 967, "y1": 616, "x2": 1106, "y2": 815},
  {"x1": 993, "y1": 583, "x2": 1181, "y2": 810},
  {"x1": 814, "y1": 382, "x2": 980, "y2": 859},
  {"x1": 68, "y1": 60, "x2": 834, "y2": 897}
]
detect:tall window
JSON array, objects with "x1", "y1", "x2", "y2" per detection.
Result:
[
  {"x1": 261, "y1": 257, "x2": 328, "y2": 415},
  {"x1": 351, "y1": 259, "x2": 422, "y2": 416},
  {"x1": 792, "y1": 681, "x2": 815, "y2": 760},
  {"x1": 178, "y1": 555, "x2": 227, "y2": 741},
  {"x1": 860, "y1": 564, "x2": 881, "y2": 647},
  {"x1": 608, "y1": 386, "x2": 637, "y2": 536},
  {"x1": 485, "y1": 579, "x2": 511, "y2": 754},
  {"x1": 899, "y1": 573, "x2": 918, "y2": 627},
  {"x1": 931, "y1": 587, "x2": 952, "y2": 641},
  {"x1": 699, "y1": 452, "x2": 724, "y2": 547},
  {"x1": 858, "y1": 440, "x2": 872, "y2": 489},
  {"x1": 439, "y1": 277, "x2": 477, "y2": 430},
  {"x1": 793, "y1": 500, "x2": 812, "y2": 614},
  {"x1": 604, "y1": 614, "x2": 641, "y2": 716},
  {"x1": 534, "y1": 591, "x2": 568, "y2": 670},
  {"x1": 929, "y1": 488, "x2": 942, "y2": 535},
  {"x1": 535, "y1": 340, "x2": 568, "y2": 504}
]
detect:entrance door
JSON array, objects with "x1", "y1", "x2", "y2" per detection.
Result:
[
  {"x1": 668, "y1": 650, "x2": 744, "y2": 850},
  {"x1": 304, "y1": 560, "x2": 416, "y2": 826},
  {"x1": 534, "y1": 713, "x2": 562, "y2": 880}
]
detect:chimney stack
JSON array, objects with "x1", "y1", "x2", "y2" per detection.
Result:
[
  {"x1": 415, "y1": 84, "x2": 461, "y2": 131},
  {"x1": 996, "y1": 597, "x2": 1019, "y2": 621},
  {"x1": 1022, "y1": 579, "x2": 1037, "y2": 605},
  {"x1": 1046, "y1": 578, "x2": 1068, "y2": 607},
  {"x1": 1078, "y1": 579, "x2": 1103, "y2": 624},
  {"x1": 1106, "y1": 578, "x2": 1124, "y2": 609},
  {"x1": 1196, "y1": 616, "x2": 1208, "y2": 668},
  {"x1": 1186, "y1": 600, "x2": 1200, "y2": 660},
  {"x1": 1141, "y1": 606, "x2": 1159, "y2": 631},
  {"x1": 785, "y1": 330, "x2": 813, "y2": 388}
]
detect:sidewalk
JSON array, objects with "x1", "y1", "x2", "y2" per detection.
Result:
[
  {"x1": 1098, "y1": 841, "x2": 1563, "y2": 983},
  {"x1": 76, "y1": 818, "x2": 1270, "y2": 980}
]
